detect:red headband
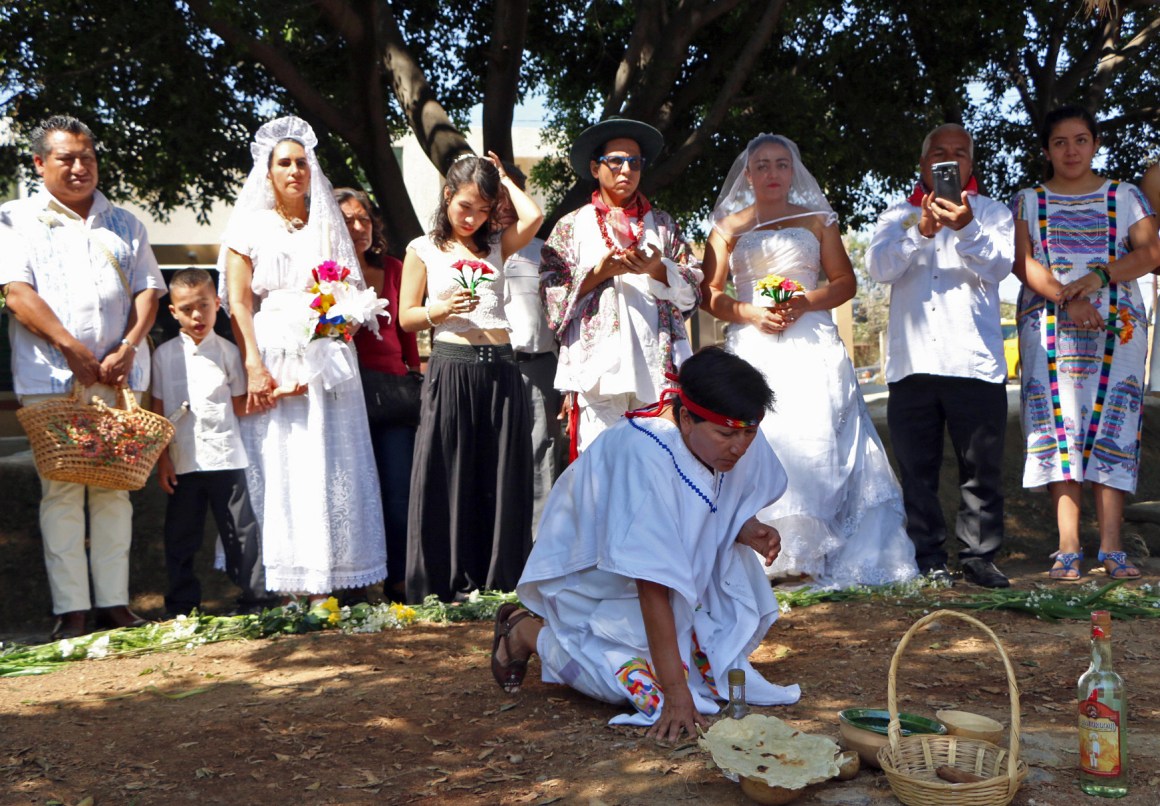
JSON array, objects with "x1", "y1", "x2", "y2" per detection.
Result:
[
  {"x1": 625, "y1": 387, "x2": 762, "y2": 429},
  {"x1": 678, "y1": 389, "x2": 762, "y2": 428}
]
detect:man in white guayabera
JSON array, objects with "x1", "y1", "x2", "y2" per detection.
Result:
[
  {"x1": 0, "y1": 115, "x2": 165, "y2": 640},
  {"x1": 866, "y1": 124, "x2": 1014, "y2": 590}
]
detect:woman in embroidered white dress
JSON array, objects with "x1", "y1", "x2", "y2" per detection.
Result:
[
  {"x1": 700, "y1": 134, "x2": 917, "y2": 588},
  {"x1": 1011, "y1": 106, "x2": 1159, "y2": 581},
  {"x1": 398, "y1": 153, "x2": 543, "y2": 603},
  {"x1": 219, "y1": 117, "x2": 387, "y2": 596}
]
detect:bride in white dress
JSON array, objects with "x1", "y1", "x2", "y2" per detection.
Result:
[{"x1": 700, "y1": 134, "x2": 917, "y2": 588}]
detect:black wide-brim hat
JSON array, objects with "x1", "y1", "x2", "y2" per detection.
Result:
[{"x1": 568, "y1": 117, "x2": 664, "y2": 177}]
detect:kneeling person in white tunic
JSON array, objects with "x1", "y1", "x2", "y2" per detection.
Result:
[{"x1": 492, "y1": 347, "x2": 801, "y2": 742}]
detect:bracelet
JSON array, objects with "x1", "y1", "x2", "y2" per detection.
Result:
[
  {"x1": 119, "y1": 338, "x2": 137, "y2": 352},
  {"x1": 425, "y1": 306, "x2": 437, "y2": 328},
  {"x1": 1092, "y1": 266, "x2": 1110, "y2": 287}
]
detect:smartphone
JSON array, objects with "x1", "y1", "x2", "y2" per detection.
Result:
[{"x1": 931, "y1": 161, "x2": 963, "y2": 202}]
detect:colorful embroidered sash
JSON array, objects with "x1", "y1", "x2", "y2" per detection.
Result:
[{"x1": 1037, "y1": 181, "x2": 1119, "y2": 481}]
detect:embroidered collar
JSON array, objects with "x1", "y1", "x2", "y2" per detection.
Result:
[{"x1": 627, "y1": 417, "x2": 722, "y2": 513}]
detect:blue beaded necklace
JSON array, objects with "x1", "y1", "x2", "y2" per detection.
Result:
[{"x1": 628, "y1": 418, "x2": 722, "y2": 513}]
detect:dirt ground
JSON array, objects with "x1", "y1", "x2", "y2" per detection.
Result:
[{"x1": 4, "y1": 398, "x2": 1160, "y2": 805}]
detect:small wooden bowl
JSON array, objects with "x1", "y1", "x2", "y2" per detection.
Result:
[
  {"x1": 835, "y1": 750, "x2": 860, "y2": 780},
  {"x1": 935, "y1": 709, "x2": 1005, "y2": 745},
  {"x1": 739, "y1": 777, "x2": 811, "y2": 805}
]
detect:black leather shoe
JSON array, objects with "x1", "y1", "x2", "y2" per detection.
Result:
[
  {"x1": 49, "y1": 610, "x2": 89, "y2": 641},
  {"x1": 920, "y1": 564, "x2": 955, "y2": 588},
  {"x1": 962, "y1": 559, "x2": 1010, "y2": 589},
  {"x1": 94, "y1": 605, "x2": 148, "y2": 630}
]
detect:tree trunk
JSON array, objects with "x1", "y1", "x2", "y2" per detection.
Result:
[
  {"x1": 377, "y1": 0, "x2": 473, "y2": 175},
  {"x1": 482, "y1": 0, "x2": 530, "y2": 162}
]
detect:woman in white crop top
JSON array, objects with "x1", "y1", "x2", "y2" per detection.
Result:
[{"x1": 398, "y1": 153, "x2": 543, "y2": 602}]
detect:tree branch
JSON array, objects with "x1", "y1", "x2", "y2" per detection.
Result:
[
  {"x1": 482, "y1": 0, "x2": 530, "y2": 161},
  {"x1": 185, "y1": 0, "x2": 352, "y2": 141},
  {"x1": 375, "y1": 0, "x2": 472, "y2": 174},
  {"x1": 1100, "y1": 105, "x2": 1160, "y2": 129},
  {"x1": 646, "y1": 0, "x2": 787, "y2": 190},
  {"x1": 314, "y1": 0, "x2": 367, "y2": 46},
  {"x1": 605, "y1": 0, "x2": 664, "y2": 116}
]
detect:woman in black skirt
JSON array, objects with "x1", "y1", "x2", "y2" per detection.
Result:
[{"x1": 398, "y1": 152, "x2": 543, "y2": 602}]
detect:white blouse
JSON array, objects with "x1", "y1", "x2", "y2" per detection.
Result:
[{"x1": 409, "y1": 235, "x2": 510, "y2": 336}]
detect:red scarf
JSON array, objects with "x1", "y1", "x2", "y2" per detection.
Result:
[
  {"x1": 907, "y1": 174, "x2": 979, "y2": 207},
  {"x1": 591, "y1": 190, "x2": 651, "y2": 243}
]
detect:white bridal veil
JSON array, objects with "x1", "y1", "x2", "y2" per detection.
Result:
[{"x1": 709, "y1": 133, "x2": 836, "y2": 237}]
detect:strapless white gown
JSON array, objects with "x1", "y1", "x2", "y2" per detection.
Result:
[{"x1": 726, "y1": 226, "x2": 917, "y2": 588}]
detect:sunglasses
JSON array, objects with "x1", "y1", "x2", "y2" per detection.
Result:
[{"x1": 597, "y1": 155, "x2": 645, "y2": 172}]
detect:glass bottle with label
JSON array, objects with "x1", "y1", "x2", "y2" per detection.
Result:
[{"x1": 1077, "y1": 610, "x2": 1128, "y2": 798}]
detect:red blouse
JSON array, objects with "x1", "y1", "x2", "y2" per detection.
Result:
[{"x1": 354, "y1": 255, "x2": 420, "y2": 375}]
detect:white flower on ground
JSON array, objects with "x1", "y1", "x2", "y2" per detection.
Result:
[{"x1": 86, "y1": 633, "x2": 111, "y2": 660}]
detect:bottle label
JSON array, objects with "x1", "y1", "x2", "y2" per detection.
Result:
[{"x1": 1078, "y1": 697, "x2": 1122, "y2": 777}]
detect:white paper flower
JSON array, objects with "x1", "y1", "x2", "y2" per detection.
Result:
[{"x1": 86, "y1": 633, "x2": 111, "y2": 660}]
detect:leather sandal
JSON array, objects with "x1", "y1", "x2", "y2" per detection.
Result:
[
  {"x1": 491, "y1": 603, "x2": 536, "y2": 694},
  {"x1": 1098, "y1": 550, "x2": 1140, "y2": 579},
  {"x1": 1048, "y1": 551, "x2": 1083, "y2": 581}
]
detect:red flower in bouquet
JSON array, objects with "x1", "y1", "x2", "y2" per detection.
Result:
[
  {"x1": 755, "y1": 274, "x2": 804, "y2": 305},
  {"x1": 451, "y1": 259, "x2": 496, "y2": 297}
]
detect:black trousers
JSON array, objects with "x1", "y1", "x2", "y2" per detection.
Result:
[
  {"x1": 886, "y1": 374, "x2": 1007, "y2": 570},
  {"x1": 164, "y1": 468, "x2": 266, "y2": 614},
  {"x1": 406, "y1": 342, "x2": 533, "y2": 603},
  {"x1": 515, "y1": 350, "x2": 567, "y2": 536}
]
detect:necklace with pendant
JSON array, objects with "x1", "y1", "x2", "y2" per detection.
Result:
[
  {"x1": 274, "y1": 202, "x2": 307, "y2": 232},
  {"x1": 595, "y1": 206, "x2": 644, "y2": 256}
]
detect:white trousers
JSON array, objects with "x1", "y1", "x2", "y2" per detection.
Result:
[
  {"x1": 22, "y1": 388, "x2": 138, "y2": 614},
  {"x1": 576, "y1": 391, "x2": 645, "y2": 453}
]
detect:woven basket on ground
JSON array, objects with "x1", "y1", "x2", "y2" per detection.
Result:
[
  {"x1": 16, "y1": 384, "x2": 174, "y2": 491},
  {"x1": 877, "y1": 610, "x2": 1028, "y2": 806}
]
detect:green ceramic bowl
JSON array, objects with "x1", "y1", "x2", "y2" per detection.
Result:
[{"x1": 838, "y1": 708, "x2": 947, "y2": 737}]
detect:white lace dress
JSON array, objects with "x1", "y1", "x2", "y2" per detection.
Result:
[
  {"x1": 725, "y1": 224, "x2": 917, "y2": 587},
  {"x1": 225, "y1": 210, "x2": 387, "y2": 593}
]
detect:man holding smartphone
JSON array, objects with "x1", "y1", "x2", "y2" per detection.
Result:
[
  {"x1": 540, "y1": 118, "x2": 703, "y2": 454},
  {"x1": 866, "y1": 124, "x2": 1015, "y2": 588}
]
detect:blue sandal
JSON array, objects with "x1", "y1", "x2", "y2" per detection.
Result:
[
  {"x1": 1098, "y1": 551, "x2": 1140, "y2": 579},
  {"x1": 1049, "y1": 551, "x2": 1083, "y2": 581}
]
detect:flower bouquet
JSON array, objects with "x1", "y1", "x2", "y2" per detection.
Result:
[
  {"x1": 308, "y1": 260, "x2": 391, "y2": 341},
  {"x1": 268, "y1": 261, "x2": 392, "y2": 395},
  {"x1": 451, "y1": 259, "x2": 495, "y2": 297},
  {"x1": 755, "y1": 274, "x2": 804, "y2": 306}
]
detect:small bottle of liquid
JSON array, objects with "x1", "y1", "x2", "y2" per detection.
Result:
[
  {"x1": 724, "y1": 668, "x2": 751, "y2": 720},
  {"x1": 721, "y1": 669, "x2": 750, "y2": 782},
  {"x1": 1077, "y1": 610, "x2": 1128, "y2": 798}
]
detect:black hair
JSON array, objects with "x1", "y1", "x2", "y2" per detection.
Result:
[
  {"x1": 168, "y1": 268, "x2": 216, "y2": 293},
  {"x1": 431, "y1": 155, "x2": 505, "y2": 255},
  {"x1": 672, "y1": 346, "x2": 774, "y2": 425},
  {"x1": 746, "y1": 134, "x2": 791, "y2": 161},
  {"x1": 267, "y1": 137, "x2": 307, "y2": 169},
  {"x1": 29, "y1": 115, "x2": 96, "y2": 158},
  {"x1": 1040, "y1": 105, "x2": 1100, "y2": 180},
  {"x1": 334, "y1": 187, "x2": 389, "y2": 268}
]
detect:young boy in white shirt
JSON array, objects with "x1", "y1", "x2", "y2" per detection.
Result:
[{"x1": 151, "y1": 268, "x2": 269, "y2": 615}]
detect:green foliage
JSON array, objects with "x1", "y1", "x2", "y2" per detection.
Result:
[
  {"x1": 0, "y1": 1, "x2": 268, "y2": 221},
  {"x1": 2, "y1": 0, "x2": 1155, "y2": 234}
]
